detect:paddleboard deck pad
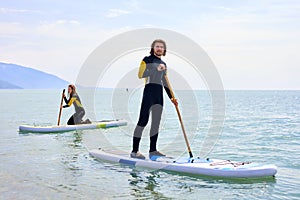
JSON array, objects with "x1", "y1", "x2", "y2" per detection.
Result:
[
  {"x1": 89, "y1": 148, "x2": 277, "y2": 178},
  {"x1": 19, "y1": 119, "x2": 127, "y2": 133}
]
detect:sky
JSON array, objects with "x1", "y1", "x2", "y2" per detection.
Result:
[{"x1": 0, "y1": 0, "x2": 299, "y2": 89}]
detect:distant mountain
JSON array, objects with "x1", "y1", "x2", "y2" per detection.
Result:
[
  {"x1": 0, "y1": 62, "x2": 69, "y2": 89},
  {"x1": 0, "y1": 80, "x2": 22, "y2": 89}
]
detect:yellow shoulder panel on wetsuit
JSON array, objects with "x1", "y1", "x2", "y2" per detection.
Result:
[
  {"x1": 138, "y1": 60, "x2": 146, "y2": 79},
  {"x1": 67, "y1": 97, "x2": 76, "y2": 106},
  {"x1": 68, "y1": 96, "x2": 83, "y2": 108}
]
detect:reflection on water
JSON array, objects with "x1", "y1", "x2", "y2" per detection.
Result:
[
  {"x1": 56, "y1": 131, "x2": 85, "y2": 191},
  {"x1": 129, "y1": 169, "x2": 172, "y2": 200},
  {"x1": 125, "y1": 165, "x2": 277, "y2": 199}
]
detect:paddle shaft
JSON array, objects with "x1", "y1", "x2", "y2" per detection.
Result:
[
  {"x1": 164, "y1": 75, "x2": 193, "y2": 158},
  {"x1": 57, "y1": 89, "x2": 65, "y2": 126}
]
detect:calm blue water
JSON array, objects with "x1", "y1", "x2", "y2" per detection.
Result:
[{"x1": 0, "y1": 89, "x2": 299, "y2": 199}]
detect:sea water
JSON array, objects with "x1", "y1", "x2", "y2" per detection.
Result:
[{"x1": 0, "y1": 89, "x2": 299, "y2": 199}]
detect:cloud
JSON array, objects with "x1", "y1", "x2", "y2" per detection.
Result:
[
  {"x1": 0, "y1": 22, "x2": 23, "y2": 35},
  {"x1": 125, "y1": 0, "x2": 140, "y2": 10},
  {"x1": 38, "y1": 19, "x2": 80, "y2": 33},
  {"x1": 214, "y1": 6, "x2": 236, "y2": 12},
  {"x1": 0, "y1": 7, "x2": 41, "y2": 14},
  {"x1": 105, "y1": 9, "x2": 131, "y2": 18},
  {"x1": 55, "y1": 20, "x2": 80, "y2": 25}
]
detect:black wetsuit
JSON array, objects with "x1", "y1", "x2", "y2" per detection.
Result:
[
  {"x1": 132, "y1": 54, "x2": 172, "y2": 153},
  {"x1": 63, "y1": 93, "x2": 85, "y2": 125}
]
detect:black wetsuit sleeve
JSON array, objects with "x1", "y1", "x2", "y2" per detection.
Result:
[
  {"x1": 162, "y1": 75, "x2": 173, "y2": 99},
  {"x1": 63, "y1": 96, "x2": 70, "y2": 108},
  {"x1": 164, "y1": 86, "x2": 173, "y2": 99},
  {"x1": 64, "y1": 96, "x2": 69, "y2": 104}
]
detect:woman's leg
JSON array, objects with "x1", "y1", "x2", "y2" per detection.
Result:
[
  {"x1": 67, "y1": 115, "x2": 75, "y2": 125},
  {"x1": 73, "y1": 110, "x2": 85, "y2": 124}
]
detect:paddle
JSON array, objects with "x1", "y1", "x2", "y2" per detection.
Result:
[
  {"x1": 164, "y1": 75, "x2": 194, "y2": 158},
  {"x1": 57, "y1": 89, "x2": 65, "y2": 126}
]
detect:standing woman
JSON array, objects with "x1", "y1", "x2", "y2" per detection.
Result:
[{"x1": 61, "y1": 84, "x2": 89, "y2": 125}]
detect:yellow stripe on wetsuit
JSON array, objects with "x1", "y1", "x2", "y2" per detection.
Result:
[
  {"x1": 138, "y1": 60, "x2": 149, "y2": 84},
  {"x1": 138, "y1": 60, "x2": 146, "y2": 79},
  {"x1": 67, "y1": 97, "x2": 83, "y2": 108}
]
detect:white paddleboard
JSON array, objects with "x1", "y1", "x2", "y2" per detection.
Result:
[
  {"x1": 89, "y1": 148, "x2": 277, "y2": 178},
  {"x1": 19, "y1": 119, "x2": 127, "y2": 133}
]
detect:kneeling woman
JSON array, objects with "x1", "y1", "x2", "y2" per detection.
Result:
[{"x1": 62, "y1": 84, "x2": 89, "y2": 125}]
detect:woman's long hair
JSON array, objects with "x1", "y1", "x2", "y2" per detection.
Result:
[{"x1": 68, "y1": 84, "x2": 77, "y2": 97}]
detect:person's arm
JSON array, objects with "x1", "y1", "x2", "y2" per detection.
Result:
[
  {"x1": 63, "y1": 96, "x2": 69, "y2": 104},
  {"x1": 162, "y1": 71, "x2": 178, "y2": 106},
  {"x1": 162, "y1": 74, "x2": 173, "y2": 99},
  {"x1": 138, "y1": 58, "x2": 158, "y2": 79},
  {"x1": 63, "y1": 97, "x2": 75, "y2": 108}
]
